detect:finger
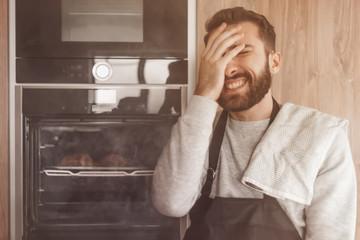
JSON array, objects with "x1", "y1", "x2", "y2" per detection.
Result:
[
  {"x1": 204, "y1": 22, "x2": 227, "y2": 54},
  {"x1": 205, "y1": 25, "x2": 243, "y2": 58},
  {"x1": 221, "y1": 43, "x2": 246, "y2": 64},
  {"x1": 211, "y1": 32, "x2": 245, "y2": 60}
]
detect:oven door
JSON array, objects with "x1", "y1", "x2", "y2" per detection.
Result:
[
  {"x1": 23, "y1": 116, "x2": 180, "y2": 240},
  {"x1": 16, "y1": 0, "x2": 187, "y2": 58}
]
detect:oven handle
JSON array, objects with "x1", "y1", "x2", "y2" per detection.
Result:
[{"x1": 43, "y1": 169, "x2": 154, "y2": 177}]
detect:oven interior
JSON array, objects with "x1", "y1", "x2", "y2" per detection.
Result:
[{"x1": 24, "y1": 116, "x2": 180, "y2": 239}]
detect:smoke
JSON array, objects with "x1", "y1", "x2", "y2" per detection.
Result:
[{"x1": 37, "y1": 118, "x2": 178, "y2": 229}]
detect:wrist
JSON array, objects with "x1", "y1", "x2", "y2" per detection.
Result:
[
  {"x1": 186, "y1": 95, "x2": 219, "y2": 117},
  {"x1": 194, "y1": 87, "x2": 220, "y2": 101}
]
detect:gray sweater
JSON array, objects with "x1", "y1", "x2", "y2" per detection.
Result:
[{"x1": 151, "y1": 95, "x2": 356, "y2": 239}]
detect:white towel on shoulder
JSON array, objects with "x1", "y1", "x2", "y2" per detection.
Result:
[{"x1": 241, "y1": 103, "x2": 348, "y2": 205}]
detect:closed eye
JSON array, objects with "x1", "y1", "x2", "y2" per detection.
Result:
[
  {"x1": 238, "y1": 51, "x2": 250, "y2": 55},
  {"x1": 238, "y1": 44, "x2": 254, "y2": 56}
]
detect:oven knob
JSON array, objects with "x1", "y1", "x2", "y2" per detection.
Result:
[{"x1": 92, "y1": 62, "x2": 113, "y2": 81}]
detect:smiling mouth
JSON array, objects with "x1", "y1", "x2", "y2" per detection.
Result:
[{"x1": 224, "y1": 79, "x2": 247, "y2": 90}]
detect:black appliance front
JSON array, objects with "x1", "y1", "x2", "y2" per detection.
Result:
[
  {"x1": 16, "y1": 0, "x2": 187, "y2": 58},
  {"x1": 16, "y1": 58, "x2": 188, "y2": 84},
  {"x1": 22, "y1": 88, "x2": 182, "y2": 240}
]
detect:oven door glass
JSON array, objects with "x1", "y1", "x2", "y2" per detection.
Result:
[
  {"x1": 22, "y1": 88, "x2": 184, "y2": 115},
  {"x1": 61, "y1": 0, "x2": 143, "y2": 43},
  {"x1": 16, "y1": 0, "x2": 187, "y2": 58},
  {"x1": 24, "y1": 117, "x2": 180, "y2": 239}
]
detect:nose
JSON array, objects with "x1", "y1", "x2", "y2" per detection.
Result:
[{"x1": 224, "y1": 59, "x2": 239, "y2": 78}]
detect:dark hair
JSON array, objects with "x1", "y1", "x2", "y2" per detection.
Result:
[{"x1": 204, "y1": 7, "x2": 276, "y2": 54}]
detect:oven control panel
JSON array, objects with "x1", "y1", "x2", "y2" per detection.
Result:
[{"x1": 16, "y1": 58, "x2": 187, "y2": 84}]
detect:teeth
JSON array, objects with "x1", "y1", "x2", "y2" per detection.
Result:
[{"x1": 225, "y1": 80, "x2": 246, "y2": 89}]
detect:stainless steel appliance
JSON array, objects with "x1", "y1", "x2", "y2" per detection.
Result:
[
  {"x1": 19, "y1": 86, "x2": 186, "y2": 240},
  {"x1": 10, "y1": 0, "x2": 194, "y2": 239},
  {"x1": 16, "y1": 0, "x2": 187, "y2": 59}
]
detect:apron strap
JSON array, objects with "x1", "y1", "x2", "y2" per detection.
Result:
[
  {"x1": 201, "y1": 97, "x2": 280, "y2": 196},
  {"x1": 201, "y1": 109, "x2": 228, "y2": 195}
]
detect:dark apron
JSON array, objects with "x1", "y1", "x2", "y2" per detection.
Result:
[{"x1": 183, "y1": 98, "x2": 302, "y2": 240}]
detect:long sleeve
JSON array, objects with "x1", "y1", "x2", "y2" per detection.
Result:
[
  {"x1": 151, "y1": 95, "x2": 219, "y2": 217},
  {"x1": 304, "y1": 129, "x2": 357, "y2": 239}
]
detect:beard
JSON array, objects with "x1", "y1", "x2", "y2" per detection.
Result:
[{"x1": 217, "y1": 61, "x2": 272, "y2": 112}]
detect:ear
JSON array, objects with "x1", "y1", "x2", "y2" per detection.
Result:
[{"x1": 268, "y1": 51, "x2": 281, "y2": 74}]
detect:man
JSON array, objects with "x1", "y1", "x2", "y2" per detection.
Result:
[{"x1": 151, "y1": 7, "x2": 356, "y2": 240}]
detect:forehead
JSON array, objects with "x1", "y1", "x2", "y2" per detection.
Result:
[{"x1": 230, "y1": 21, "x2": 263, "y2": 47}]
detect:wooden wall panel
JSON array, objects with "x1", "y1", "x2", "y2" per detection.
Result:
[
  {"x1": 0, "y1": 0, "x2": 8, "y2": 238},
  {"x1": 355, "y1": 0, "x2": 360, "y2": 236},
  {"x1": 196, "y1": 0, "x2": 360, "y2": 239}
]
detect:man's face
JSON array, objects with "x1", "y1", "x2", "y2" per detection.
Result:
[{"x1": 217, "y1": 21, "x2": 272, "y2": 112}]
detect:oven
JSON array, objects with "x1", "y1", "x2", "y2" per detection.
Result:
[
  {"x1": 10, "y1": 0, "x2": 194, "y2": 239},
  {"x1": 13, "y1": 51, "x2": 190, "y2": 240},
  {"x1": 18, "y1": 87, "x2": 186, "y2": 240},
  {"x1": 16, "y1": 0, "x2": 187, "y2": 59}
]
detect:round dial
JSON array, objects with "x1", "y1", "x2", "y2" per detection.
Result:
[{"x1": 92, "y1": 62, "x2": 113, "y2": 81}]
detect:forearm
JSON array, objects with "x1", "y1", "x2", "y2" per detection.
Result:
[{"x1": 151, "y1": 96, "x2": 219, "y2": 217}]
